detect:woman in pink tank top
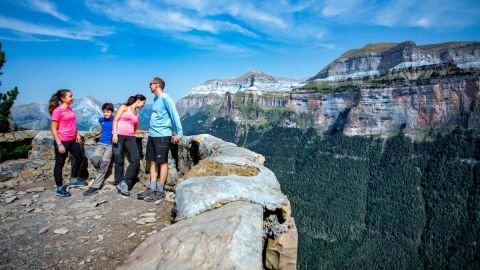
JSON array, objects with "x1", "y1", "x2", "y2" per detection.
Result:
[
  {"x1": 48, "y1": 89, "x2": 86, "y2": 197},
  {"x1": 112, "y1": 94, "x2": 147, "y2": 196}
]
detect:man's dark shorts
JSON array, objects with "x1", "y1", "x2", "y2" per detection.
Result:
[{"x1": 146, "y1": 136, "x2": 171, "y2": 163}]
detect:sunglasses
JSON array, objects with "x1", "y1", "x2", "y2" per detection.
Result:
[{"x1": 150, "y1": 82, "x2": 158, "y2": 86}]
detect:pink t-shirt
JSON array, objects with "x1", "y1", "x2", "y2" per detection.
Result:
[
  {"x1": 117, "y1": 106, "x2": 138, "y2": 136},
  {"x1": 51, "y1": 106, "x2": 77, "y2": 141}
]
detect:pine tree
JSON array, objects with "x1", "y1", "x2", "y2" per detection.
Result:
[{"x1": 0, "y1": 42, "x2": 19, "y2": 132}]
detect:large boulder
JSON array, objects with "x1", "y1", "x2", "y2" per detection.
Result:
[
  {"x1": 117, "y1": 201, "x2": 263, "y2": 270},
  {"x1": 192, "y1": 134, "x2": 265, "y2": 165}
]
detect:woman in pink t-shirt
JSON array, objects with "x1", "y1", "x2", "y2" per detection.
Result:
[
  {"x1": 49, "y1": 89, "x2": 86, "y2": 197},
  {"x1": 112, "y1": 94, "x2": 147, "y2": 196}
]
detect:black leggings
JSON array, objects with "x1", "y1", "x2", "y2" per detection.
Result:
[
  {"x1": 53, "y1": 140, "x2": 84, "y2": 187},
  {"x1": 112, "y1": 135, "x2": 141, "y2": 187}
]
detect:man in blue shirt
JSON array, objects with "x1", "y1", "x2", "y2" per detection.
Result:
[{"x1": 139, "y1": 77, "x2": 183, "y2": 202}]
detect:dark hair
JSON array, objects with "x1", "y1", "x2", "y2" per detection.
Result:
[
  {"x1": 152, "y1": 77, "x2": 165, "y2": 90},
  {"x1": 48, "y1": 89, "x2": 71, "y2": 115},
  {"x1": 102, "y1": 103, "x2": 114, "y2": 112},
  {"x1": 125, "y1": 94, "x2": 146, "y2": 106}
]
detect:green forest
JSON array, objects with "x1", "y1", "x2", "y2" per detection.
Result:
[{"x1": 183, "y1": 114, "x2": 480, "y2": 269}]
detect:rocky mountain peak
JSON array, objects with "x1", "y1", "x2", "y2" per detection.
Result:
[{"x1": 238, "y1": 69, "x2": 276, "y2": 82}]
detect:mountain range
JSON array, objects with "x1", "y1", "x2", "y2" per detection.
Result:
[
  {"x1": 11, "y1": 96, "x2": 153, "y2": 131},
  {"x1": 178, "y1": 41, "x2": 480, "y2": 139},
  {"x1": 12, "y1": 41, "x2": 480, "y2": 137}
]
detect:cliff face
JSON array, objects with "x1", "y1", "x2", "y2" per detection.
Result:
[
  {"x1": 178, "y1": 42, "x2": 480, "y2": 137},
  {"x1": 219, "y1": 92, "x2": 243, "y2": 121},
  {"x1": 309, "y1": 41, "x2": 480, "y2": 81},
  {"x1": 345, "y1": 73, "x2": 480, "y2": 136},
  {"x1": 176, "y1": 94, "x2": 224, "y2": 116}
]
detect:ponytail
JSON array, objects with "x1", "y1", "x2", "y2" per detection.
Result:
[
  {"x1": 124, "y1": 94, "x2": 146, "y2": 106},
  {"x1": 125, "y1": 96, "x2": 136, "y2": 106},
  {"x1": 48, "y1": 89, "x2": 71, "y2": 115}
]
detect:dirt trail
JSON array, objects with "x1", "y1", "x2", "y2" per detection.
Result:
[{"x1": 0, "y1": 180, "x2": 174, "y2": 269}]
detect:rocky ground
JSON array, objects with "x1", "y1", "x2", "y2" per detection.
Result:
[{"x1": 0, "y1": 179, "x2": 174, "y2": 270}]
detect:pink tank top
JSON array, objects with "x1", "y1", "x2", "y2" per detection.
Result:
[{"x1": 117, "y1": 106, "x2": 138, "y2": 136}]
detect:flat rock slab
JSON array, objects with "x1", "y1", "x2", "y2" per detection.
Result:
[
  {"x1": 26, "y1": 187, "x2": 45, "y2": 193},
  {"x1": 175, "y1": 157, "x2": 289, "y2": 220},
  {"x1": 192, "y1": 134, "x2": 265, "y2": 165},
  {"x1": 118, "y1": 202, "x2": 263, "y2": 270},
  {"x1": 54, "y1": 228, "x2": 69, "y2": 235},
  {"x1": 5, "y1": 196, "x2": 18, "y2": 204}
]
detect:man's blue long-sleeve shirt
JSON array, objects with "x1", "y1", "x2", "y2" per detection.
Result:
[{"x1": 148, "y1": 93, "x2": 183, "y2": 137}]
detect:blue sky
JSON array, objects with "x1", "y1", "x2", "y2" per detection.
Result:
[{"x1": 1, "y1": 0, "x2": 479, "y2": 105}]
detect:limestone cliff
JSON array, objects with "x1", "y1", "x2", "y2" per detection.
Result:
[
  {"x1": 178, "y1": 42, "x2": 480, "y2": 137},
  {"x1": 309, "y1": 41, "x2": 480, "y2": 81},
  {"x1": 294, "y1": 68, "x2": 480, "y2": 136}
]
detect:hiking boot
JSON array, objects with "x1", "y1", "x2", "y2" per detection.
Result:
[
  {"x1": 56, "y1": 186, "x2": 71, "y2": 197},
  {"x1": 137, "y1": 188, "x2": 154, "y2": 200},
  {"x1": 68, "y1": 178, "x2": 87, "y2": 187},
  {"x1": 83, "y1": 187, "x2": 100, "y2": 196},
  {"x1": 116, "y1": 181, "x2": 130, "y2": 196},
  {"x1": 144, "y1": 190, "x2": 165, "y2": 202}
]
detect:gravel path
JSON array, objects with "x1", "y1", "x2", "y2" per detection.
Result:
[{"x1": 0, "y1": 180, "x2": 174, "y2": 269}]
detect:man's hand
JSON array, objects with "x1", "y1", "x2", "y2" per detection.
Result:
[
  {"x1": 58, "y1": 145, "x2": 66, "y2": 154},
  {"x1": 76, "y1": 133, "x2": 81, "y2": 143},
  {"x1": 171, "y1": 135, "x2": 181, "y2": 144}
]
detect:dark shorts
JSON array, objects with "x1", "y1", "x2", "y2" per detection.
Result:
[{"x1": 146, "y1": 136, "x2": 171, "y2": 163}]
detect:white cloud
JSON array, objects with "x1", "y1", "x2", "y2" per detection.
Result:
[
  {"x1": 84, "y1": 0, "x2": 333, "y2": 50},
  {"x1": 0, "y1": 34, "x2": 58, "y2": 42},
  {"x1": 85, "y1": 0, "x2": 258, "y2": 36},
  {"x1": 320, "y1": 0, "x2": 370, "y2": 18},
  {"x1": 313, "y1": 42, "x2": 337, "y2": 50},
  {"x1": 0, "y1": 16, "x2": 113, "y2": 40},
  {"x1": 171, "y1": 33, "x2": 253, "y2": 55},
  {"x1": 163, "y1": 0, "x2": 288, "y2": 28},
  {"x1": 372, "y1": 0, "x2": 480, "y2": 29},
  {"x1": 412, "y1": 17, "x2": 433, "y2": 28},
  {"x1": 304, "y1": 0, "x2": 480, "y2": 30},
  {"x1": 18, "y1": 0, "x2": 69, "y2": 21}
]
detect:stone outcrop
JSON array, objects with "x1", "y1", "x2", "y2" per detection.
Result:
[
  {"x1": 118, "y1": 134, "x2": 297, "y2": 270},
  {"x1": 0, "y1": 130, "x2": 36, "y2": 143},
  {"x1": 0, "y1": 130, "x2": 38, "y2": 180},
  {"x1": 174, "y1": 156, "x2": 290, "y2": 221},
  {"x1": 1, "y1": 131, "x2": 178, "y2": 185}
]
